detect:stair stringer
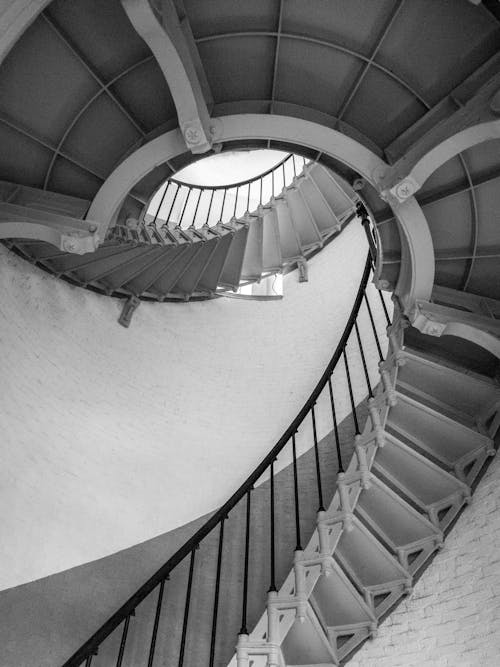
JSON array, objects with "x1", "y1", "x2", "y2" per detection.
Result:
[{"x1": 227, "y1": 308, "x2": 498, "y2": 667}]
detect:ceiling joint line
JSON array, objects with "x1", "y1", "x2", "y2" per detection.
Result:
[
  {"x1": 42, "y1": 56, "x2": 154, "y2": 191},
  {"x1": 40, "y1": 11, "x2": 148, "y2": 137},
  {"x1": 336, "y1": 0, "x2": 407, "y2": 122},
  {"x1": 269, "y1": 0, "x2": 284, "y2": 114},
  {"x1": 195, "y1": 30, "x2": 430, "y2": 108}
]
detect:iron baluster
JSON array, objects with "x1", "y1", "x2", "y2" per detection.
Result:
[
  {"x1": 178, "y1": 550, "x2": 196, "y2": 667},
  {"x1": 209, "y1": 519, "x2": 225, "y2": 667},
  {"x1": 378, "y1": 289, "x2": 392, "y2": 325},
  {"x1": 115, "y1": 614, "x2": 131, "y2": 667},
  {"x1": 343, "y1": 346, "x2": 360, "y2": 435},
  {"x1": 152, "y1": 183, "x2": 169, "y2": 226},
  {"x1": 246, "y1": 182, "x2": 251, "y2": 213},
  {"x1": 239, "y1": 489, "x2": 252, "y2": 636},
  {"x1": 191, "y1": 189, "x2": 202, "y2": 229},
  {"x1": 327, "y1": 377, "x2": 344, "y2": 473},
  {"x1": 291, "y1": 434, "x2": 302, "y2": 550},
  {"x1": 282, "y1": 162, "x2": 286, "y2": 190},
  {"x1": 311, "y1": 405, "x2": 325, "y2": 511},
  {"x1": 272, "y1": 169, "x2": 275, "y2": 198},
  {"x1": 354, "y1": 320, "x2": 373, "y2": 398},
  {"x1": 259, "y1": 177, "x2": 263, "y2": 206},
  {"x1": 147, "y1": 579, "x2": 165, "y2": 667},
  {"x1": 206, "y1": 189, "x2": 215, "y2": 226},
  {"x1": 292, "y1": 155, "x2": 297, "y2": 177},
  {"x1": 163, "y1": 183, "x2": 180, "y2": 227},
  {"x1": 178, "y1": 188, "x2": 192, "y2": 229},
  {"x1": 364, "y1": 292, "x2": 383, "y2": 361},
  {"x1": 233, "y1": 187, "x2": 239, "y2": 218},
  {"x1": 269, "y1": 461, "x2": 277, "y2": 592},
  {"x1": 220, "y1": 188, "x2": 227, "y2": 222}
]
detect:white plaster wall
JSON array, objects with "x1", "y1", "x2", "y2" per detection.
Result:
[
  {"x1": 349, "y1": 453, "x2": 500, "y2": 667},
  {"x1": 0, "y1": 222, "x2": 386, "y2": 590}
]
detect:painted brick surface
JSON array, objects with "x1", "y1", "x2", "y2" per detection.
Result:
[
  {"x1": 349, "y1": 452, "x2": 500, "y2": 667},
  {"x1": 0, "y1": 222, "x2": 387, "y2": 589}
]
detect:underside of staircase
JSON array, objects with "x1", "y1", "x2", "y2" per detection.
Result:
[
  {"x1": 229, "y1": 312, "x2": 500, "y2": 667},
  {"x1": 3, "y1": 161, "x2": 357, "y2": 307}
]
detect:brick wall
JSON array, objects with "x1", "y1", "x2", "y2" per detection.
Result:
[{"x1": 349, "y1": 451, "x2": 500, "y2": 667}]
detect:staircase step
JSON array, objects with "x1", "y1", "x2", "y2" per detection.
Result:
[
  {"x1": 281, "y1": 604, "x2": 337, "y2": 666},
  {"x1": 388, "y1": 392, "x2": 495, "y2": 485},
  {"x1": 99, "y1": 246, "x2": 163, "y2": 292},
  {"x1": 274, "y1": 198, "x2": 303, "y2": 263},
  {"x1": 124, "y1": 245, "x2": 190, "y2": 296},
  {"x1": 218, "y1": 223, "x2": 249, "y2": 290},
  {"x1": 45, "y1": 242, "x2": 133, "y2": 274},
  {"x1": 71, "y1": 246, "x2": 151, "y2": 285},
  {"x1": 334, "y1": 516, "x2": 411, "y2": 618},
  {"x1": 355, "y1": 476, "x2": 441, "y2": 574},
  {"x1": 284, "y1": 187, "x2": 323, "y2": 251},
  {"x1": 261, "y1": 206, "x2": 282, "y2": 272},
  {"x1": 169, "y1": 237, "x2": 220, "y2": 298},
  {"x1": 396, "y1": 348, "x2": 500, "y2": 436},
  {"x1": 240, "y1": 213, "x2": 264, "y2": 280},
  {"x1": 372, "y1": 433, "x2": 470, "y2": 531},
  {"x1": 196, "y1": 232, "x2": 235, "y2": 292},
  {"x1": 297, "y1": 176, "x2": 342, "y2": 236},
  {"x1": 306, "y1": 164, "x2": 355, "y2": 219},
  {"x1": 150, "y1": 245, "x2": 204, "y2": 296}
]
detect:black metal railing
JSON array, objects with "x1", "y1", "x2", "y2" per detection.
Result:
[
  {"x1": 141, "y1": 153, "x2": 307, "y2": 232},
  {"x1": 63, "y1": 225, "x2": 391, "y2": 667}
]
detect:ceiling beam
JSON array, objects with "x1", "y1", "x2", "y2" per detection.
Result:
[
  {"x1": 377, "y1": 54, "x2": 500, "y2": 204},
  {"x1": 121, "y1": 0, "x2": 214, "y2": 153}
]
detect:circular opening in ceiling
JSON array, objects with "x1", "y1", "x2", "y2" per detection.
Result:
[{"x1": 174, "y1": 149, "x2": 290, "y2": 187}]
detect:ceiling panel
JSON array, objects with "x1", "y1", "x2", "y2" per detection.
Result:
[
  {"x1": 375, "y1": 0, "x2": 500, "y2": 105},
  {"x1": 48, "y1": 157, "x2": 103, "y2": 201},
  {"x1": 281, "y1": 0, "x2": 398, "y2": 57},
  {"x1": 423, "y1": 191, "x2": 472, "y2": 252},
  {"x1": 463, "y1": 139, "x2": 500, "y2": 177},
  {"x1": 0, "y1": 123, "x2": 53, "y2": 188},
  {"x1": 62, "y1": 94, "x2": 142, "y2": 177},
  {"x1": 475, "y1": 179, "x2": 500, "y2": 247},
  {"x1": 186, "y1": 0, "x2": 280, "y2": 38},
  {"x1": 465, "y1": 257, "x2": 500, "y2": 300},
  {"x1": 342, "y1": 66, "x2": 425, "y2": 149},
  {"x1": 434, "y1": 258, "x2": 468, "y2": 291},
  {"x1": 198, "y1": 36, "x2": 275, "y2": 102},
  {"x1": 47, "y1": 0, "x2": 151, "y2": 81},
  {"x1": 276, "y1": 38, "x2": 363, "y2": 117},
  {"x1": 418, "y1": 156, "x2": 467, "y2": 199},
  {"x1": 0, "y1": 17, "x2": 99, "y2": 144},
  {"x1": 111, "y1": 59, "x2": 175, "y2": 134}
]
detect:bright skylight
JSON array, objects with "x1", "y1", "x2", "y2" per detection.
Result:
[{"x1": 174, "y1": 149, "x2": 289, "y2": 186}]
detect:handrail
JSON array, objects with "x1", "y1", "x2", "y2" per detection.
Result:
[
  {"x1": 136, "y1": 153, "x2": 309, "y2": 233},
  {"x1": 62, "y1": 252, "x2": 373, "y2": 667},
  {"x1": 170, "y1": 152, "x2": 302, "y2": 192}
]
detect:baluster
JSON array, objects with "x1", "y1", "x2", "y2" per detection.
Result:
[
  {"x1": 209, "y1": 519, "x2": 225, "y2": 667},
  {"x1": 246, "y1": 183, "x2": 251, "y2": 213},
  {"x1": 378, "y1": 289, "x2": 392, "y2": 325},
  {"x1": 220, "y1": 188, "x2": 228, "y2": 223},
  {"x1": 152, "y1": 183, "x2": 169, "y2": 226},
  {"x1": 178, "y1": 549, "x2": 196, "y2": 667},
  {"x1": 85, "y1": 656, "x2": 93, "y2": 667},
  {"x1": 178, "y1": 188, "x2": 192, "y2": 229},
  {"x1": 269, "y1": 461, "x2": 277, "y2": 592},
  {"x1": 292, "y1": 434, "x2": 303, "y2": 551},
  {"x1": 282, "y1": 162, "x2": 286, "y2": 190},
  {"x1": 239, "y1": 489, "x2": 252, "y2": 636},
  {"x1": 364, "y1": 292, "x2": 384, "y2": 361},
  {"x1": 259, "y1": 178, "x2": 263, "y2": 206},
  {"x1": 327, "y1": 377, "x2": 344, "y2": 473},
  {"x1": 343, "y1": 345, "x2": 360, "y2": 435},
  {"x1": 206, "y1": 189, "x2": 215, "y2": 227},
  {"x1": 164, "y1": 183, "x2": 180, "y2": 227},
  {"x1": 311, "y1": 406, "x2": 325, "y2": 512},
  {"x1": 147, "y1": 579, "x2": 166, "y2": 667},
  {"x1": 233, "y1": 187, "x2": 239, "y2": 218},
  {"x1": 116, "y1": 614, "x2": 132, "y2": 667},
  {"x1": 271, "y1": 170, "x2": 275, "y2": 198},
  {"x1": 354, "y1": 320, "x2": 373, "y2": 398},
  {"x1": 292, "y1": 155, "x2": 297, "y2": 178},
  {"x1": 191, "y1": 190, "x2": 202, "y2": 229}
]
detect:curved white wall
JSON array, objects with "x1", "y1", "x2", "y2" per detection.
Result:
[{"x1": 0, "y1": 223, "x2": 387, "y2": 590}]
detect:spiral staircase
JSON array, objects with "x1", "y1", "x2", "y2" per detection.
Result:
[{"x1": 1, "y1": 1, "x2": 500, "y2": 666}]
